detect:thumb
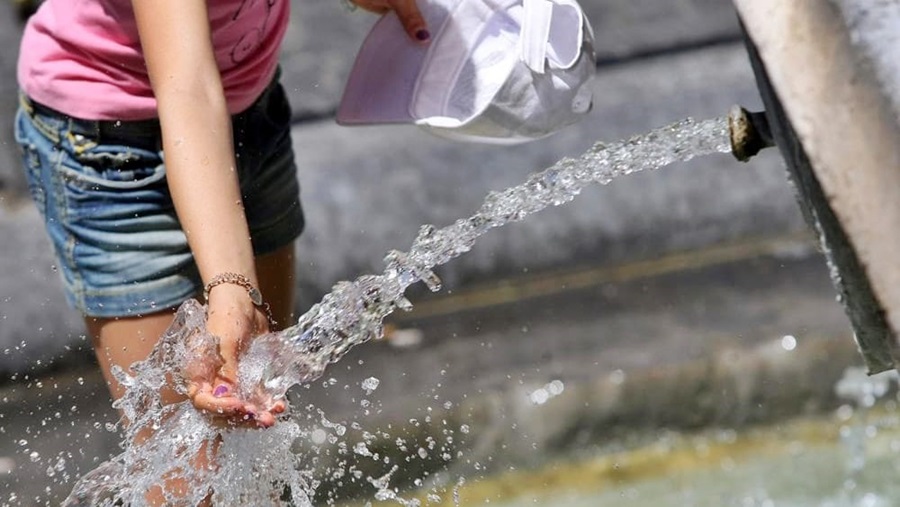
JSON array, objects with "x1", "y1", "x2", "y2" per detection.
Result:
[
  {"x1": 391, "y1": 0, "x2": 430, "y2": 43},
  {"x1": 218, "y1": 361, "x2": 238, "y2": 388},
  {"x1": 217, "y1": 337, "x2": 241, "y2": 386}
]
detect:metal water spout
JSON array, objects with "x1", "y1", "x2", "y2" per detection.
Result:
[{"x1": 727, "y1": 105, "x2": 773, "y2": 163}]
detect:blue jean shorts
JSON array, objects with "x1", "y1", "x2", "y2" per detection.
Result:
[{"x1": 13, "y1": 77, "x2": 305, "y2": 318}]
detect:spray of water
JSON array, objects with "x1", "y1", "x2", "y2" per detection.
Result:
[{"x1": 63, "y1": 117, "x2": 731, "y2": 506}]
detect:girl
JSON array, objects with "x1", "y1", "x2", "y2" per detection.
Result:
[{"x1": 14, "y1": 0, "x2": 428, "y2": 482}]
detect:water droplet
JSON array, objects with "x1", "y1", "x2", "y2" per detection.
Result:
[
  {"x1": 361, "y1": 377, "x2": 380, "y2": 394},
  {"x1": 781, "y1": 334, "x2": 797, "y2": 351},
  {"x1": 353, "y1": 442, "x2": 372, "y2": 456},
  {"x1": 530, "y1": 388, "x2": 549, "y2": 405},
  {"x1": 548, "y1": 379, "x2": 565, "y2": 395},
  {"x1": 310, "y1": 429, "x2": 327, "y2": 445}
]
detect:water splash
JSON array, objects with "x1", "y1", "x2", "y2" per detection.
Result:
[{"x1": 63, "y1": 117, "x2": 731, "y2": 505}]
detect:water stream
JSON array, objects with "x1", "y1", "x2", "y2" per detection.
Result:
[{"x1": 62, "y1": 117, "x2": 732, "y2": 506}]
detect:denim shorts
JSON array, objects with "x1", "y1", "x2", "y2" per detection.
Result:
[{"x1": 13, "y1": 77, "x2": 305, "y2": 318}]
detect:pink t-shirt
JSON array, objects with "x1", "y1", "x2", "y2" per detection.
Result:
[{"x1": 17, "y1": 0, "x2": 290, "y2": 121}]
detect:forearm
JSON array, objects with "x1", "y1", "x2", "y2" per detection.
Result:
[
  {"x1": 133, "y1": 0, "x2": 257, "y2": 288},
  {"x1": 159, "y1": 83, "x2": 257, "y2": 287}
]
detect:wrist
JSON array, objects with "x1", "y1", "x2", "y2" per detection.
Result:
[
  {"x1": 206, "y1": 283, "x2": 257, "y2": 310},
  {"x1": 205, "y1": 284, "x2": 265, "y2": 340},
  {"x1": 204, "y1": 272, "x2": 276, "y2": 328}
]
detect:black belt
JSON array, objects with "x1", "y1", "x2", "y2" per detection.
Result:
[
  {"x1": 20, "y1": 67, "x2": 281, "y2": 144},
  {"x1": 22, "y1": 94, "x2": 162, "y2": 141}
]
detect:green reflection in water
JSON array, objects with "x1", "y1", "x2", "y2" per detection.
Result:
[{"x1": 389, "y1": 406, "x2": 900, "y2": 506}]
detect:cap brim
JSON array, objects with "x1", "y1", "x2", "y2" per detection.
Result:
[{"x1": 336, "y1": 2, "x2": 454, "y2": 126}]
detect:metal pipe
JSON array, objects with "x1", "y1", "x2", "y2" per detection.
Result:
[{"x1": 728, "y1": 105, "x2": 774, "y2": 162}]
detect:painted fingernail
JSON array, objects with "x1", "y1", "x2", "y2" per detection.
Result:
[
  {"x1": 416, "y1": 29, "x2": 430, "y2": 41},
  {"x1": 213, "y1": 384, "x2": 229, "y2": 397}
]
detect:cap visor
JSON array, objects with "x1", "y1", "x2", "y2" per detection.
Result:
[{"x1": 336, "y1": 14, "x2": 428, "y2": 125}]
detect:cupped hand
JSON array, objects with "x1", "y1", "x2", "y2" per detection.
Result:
[
  {"x1": 186, "y1": 284, "x2": 286, "y2": 428},
  {"x1": 350, "y1": 0, "x2": 431, "y2": 43}
]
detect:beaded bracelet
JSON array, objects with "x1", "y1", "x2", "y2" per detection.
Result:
[{"x1": 203, "y1": 272, "x2": 276, "y2": 328}]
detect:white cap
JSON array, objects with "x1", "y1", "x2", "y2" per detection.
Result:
[{"x1": 336, "y1": 0, "x2": 596, "y2": 145}]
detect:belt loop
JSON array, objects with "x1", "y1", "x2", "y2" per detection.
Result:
[
  {"x1": 66, "y1": 118, "x2": 99, "y2": 155},
  {"x1": 18, "y1": 92, "x2": 34, "y2": 116},
  {"x1": 20, "y1": 93, "x2": 62, "y2": 145}
]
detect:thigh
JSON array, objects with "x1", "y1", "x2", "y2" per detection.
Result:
[
  {"x1": 88, "y1": 311, "x2": 218, "y2": 507},
  {"x1": 87, "y1": 310, "x2": 183, "y2": 403},
  {"x1": 255, "y1": 242, "x2": 296, "y2": 330}
]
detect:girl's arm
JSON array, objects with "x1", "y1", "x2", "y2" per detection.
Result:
[{"x1": 132, "y1": 0, "x2": 278, "y2": 426}]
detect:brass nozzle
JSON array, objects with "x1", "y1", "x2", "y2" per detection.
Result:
[{"x1": 728, "y1": 106, "x2": 774, "y2": 162}]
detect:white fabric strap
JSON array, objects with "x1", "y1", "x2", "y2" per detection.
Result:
[{"x1": 519, "y1": 0, "x2": 554, "y2": 74}]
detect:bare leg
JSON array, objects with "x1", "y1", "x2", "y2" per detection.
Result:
[
  {"x1": 88, "y1": 310, "x2": 182, "y2": 402},
  {"x1": 87, "y1": 310, "x2": 191, "y2": 506},
  {"x1": 86, "y1": 241, "x2": 298, "y2": 504},
  {"x1": 255, "y1": 242, "x2": 296, "y2": 330}
]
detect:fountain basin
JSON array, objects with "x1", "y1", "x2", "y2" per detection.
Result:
[{"x1": 396, "y1": 406, "x2": 900, "y2": 507}]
